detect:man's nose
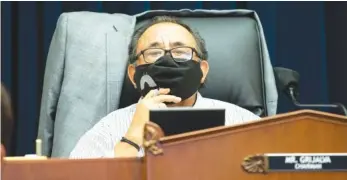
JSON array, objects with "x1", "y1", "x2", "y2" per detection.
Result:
[{"x1": 164, "y1": 51, "x2": 171, "y2": 56}]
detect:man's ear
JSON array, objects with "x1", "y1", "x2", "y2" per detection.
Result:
[
  {"x1": 200, "y1": 60, "x2": 209, "y2": 84},
  {"x1": 128, "y1": 64, "x2": 137, "y2": 88}
]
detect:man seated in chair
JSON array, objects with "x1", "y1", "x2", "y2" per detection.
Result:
[{"x1": 70, "y1": 16, "x2": 260, "y2": 158}]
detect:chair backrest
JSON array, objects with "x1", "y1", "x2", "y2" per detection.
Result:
[{"x1": 119, "y1": 9, "x2": 277, "y2": 116}]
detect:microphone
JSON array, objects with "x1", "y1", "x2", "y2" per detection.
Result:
[{"x1": 274, "y1": 67, "x2": 347, "y2": 116}]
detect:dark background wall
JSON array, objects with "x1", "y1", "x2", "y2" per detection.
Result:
[{"x1": 2, "y1": 1, "x2": 347, "y2": 156}]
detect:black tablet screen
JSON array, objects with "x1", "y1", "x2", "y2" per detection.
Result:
[{"x1": 149, "y1": 108, "x2": 225, "y2": 136}]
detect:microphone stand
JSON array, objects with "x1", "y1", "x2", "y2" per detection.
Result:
[{"x1": 288, "y1": 87, "x2": 347, "y2": 116}]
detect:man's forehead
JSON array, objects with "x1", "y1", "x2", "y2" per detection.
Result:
[{"x1": 138, "y1": 22, "x2": 196, "y2": 48}]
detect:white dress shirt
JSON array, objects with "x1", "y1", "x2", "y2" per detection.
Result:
[{"x1": 69, "y1": 93, "x2": 260, "y2": 158}]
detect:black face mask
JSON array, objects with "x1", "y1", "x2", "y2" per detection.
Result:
[{"x1": 134, "y1": 55, "x2": 203, "y2": 101}]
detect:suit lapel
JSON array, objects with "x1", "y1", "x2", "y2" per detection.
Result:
[{"x1": 106, "y1": 24, "x2": 133, "y2": 113}]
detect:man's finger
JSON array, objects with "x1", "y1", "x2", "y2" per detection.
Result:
[
  {"x1": 144, "y1": 89, "x2": 159, "y2": 99},
  {"x1": 152, "y1": 95, "x2": 181, "y2": 103},
  {"x1": 158, "y1": 88, "x2": 170, "y2": 95},
  {"x1": 157, "y1": 103, "x2": 167, "y2": 109},
  {"x1": 144, "y1": 88, "x2": 170, "y2": 99}
]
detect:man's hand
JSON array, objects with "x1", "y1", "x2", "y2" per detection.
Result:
[{"x1": 114, "y1": 88, "x2": 181, "y2": 157}]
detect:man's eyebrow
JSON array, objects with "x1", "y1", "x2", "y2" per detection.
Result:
[
  {"x1": 146, "y1": 41, "x2": 188, "y2": 49},
  {"x1": 147, "y1": 42, "x2": 161, "y2": 48},
  {"x1": 171, "y1": 41, "x2": 187, "y2": 47}
]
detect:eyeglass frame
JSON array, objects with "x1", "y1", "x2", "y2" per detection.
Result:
[{"x1": 134, "y1": 46, "x2": 203, "y2": 64}]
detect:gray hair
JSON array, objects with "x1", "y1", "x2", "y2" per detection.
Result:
[{"x1": 128, "y1": 16, "x2": 208, "y2": 64}]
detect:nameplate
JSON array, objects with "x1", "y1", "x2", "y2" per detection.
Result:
[
  {"x1": 242, "y1": 153, "x2": 347, "y2": 173},
  {"x1": 266, "y1": 153, "x2": 347, "y2": 172}
]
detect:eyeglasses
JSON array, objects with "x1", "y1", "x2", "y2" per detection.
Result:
[{"x1": 135, "y1": 46, "x2": 201, "y2": 64}]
